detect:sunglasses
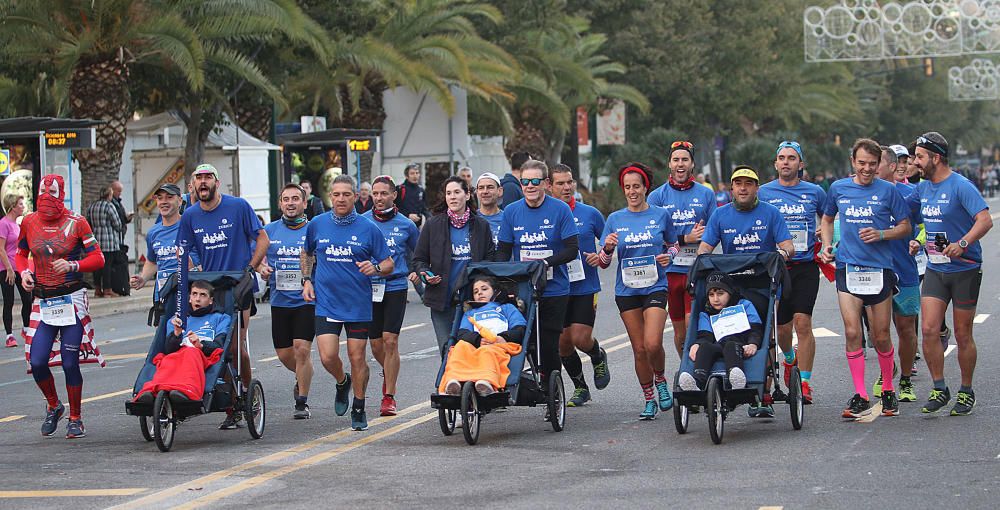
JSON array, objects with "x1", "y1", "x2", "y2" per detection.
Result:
[
  {"x1": 671, "y1": 140, "x2": 693, "y2": 149},
  {"x1": 916, "y1": 135, "x2": 947, "y2": 156},
  {"x1": 520, "y1": 178, "x2": 544, "y2": 186}
]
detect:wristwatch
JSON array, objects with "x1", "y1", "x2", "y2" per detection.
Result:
[
  {"x1": 374, "y1": 263, "x2": 382, "y2": 274},
  {"x1": 301, "y1": 276, "x2": 312, "y2": 285},
  {"x1": 958, "y1": 239, "x2": 969, "y2": 250}
]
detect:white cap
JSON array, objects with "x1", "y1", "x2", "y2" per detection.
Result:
[
  {"x1": 890, "y1": 144, "x2": 909, "y2": 158},
  {"x1": 476, "y1": 172, "x2": 501, "y2": 186}
]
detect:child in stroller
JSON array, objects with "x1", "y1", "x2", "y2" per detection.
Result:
[
  {"x1": 166, "y1": 280, "x2": 231, "y2": 356},
  {"x1": 439, "y1": 275, "x2": 527, "y2": 398},
  {"x1": 678, "y1": 271, "x2": 763, "y2": 391}
]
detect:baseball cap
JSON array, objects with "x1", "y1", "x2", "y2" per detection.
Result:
[
  {"x1": 193, "y1": 163, "x2": 219, "y2": 179},
  {"x1": 730, "y1": 166, "x2": 759, "y2": 183},
  {"x1": 476, "y1": 172, "x2": 501, "y2": 186},
  {"x1": 889, "y1": 144, "x2": 909, "y2": 158},
  {"x1": 156, "y1": 183, "x2": 182, "y2": 196},
  {"x1": 776, "y1": 140, "x2": 803, "y2": 160}
]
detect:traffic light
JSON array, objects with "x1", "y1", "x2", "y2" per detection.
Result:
[{"x1": 924, "y1": 57, "x2": 934, "y2": 77}]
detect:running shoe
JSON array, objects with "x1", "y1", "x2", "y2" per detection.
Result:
[
  {"x1": 592, "y1": 348, "x2": 611, "y2": 390},
  {"x1": 380, "y1": 395, "x2": 397, "y2": 416},
  {"x1": 219, "y1": 410, "x2": 242, "y2": 429},
  {"x1": 567, "y1": 387, "x2": 591, "y2": 407},
  {"x1": 350, "y1": 408, "x2": 368, "y2": 431},
  {"x1": 65, "y1": 419, "x2": 86, "y2": 439},
  {"x1": 655, "y1": 380, "x2": 673, "y2": 411},
  {"x1": 898, "y1": 379, "x2": 916, "y2": 402},
  {"x1": 881, "y1": 390, "x2": 899, "y2": 416},
  {"x1": 911, "y1": 360, "x2": 919, "y2": 377},
  {"x1": 639, "y1": 400, "x2": 658, "y2": 420},
  {"x1": 872, "y1": 363, "x2": 898, "y2": 397},
  {"x1": 950, "y1": 390, "x2": 975, "y2": 416},
  {"x1": 757, "y1": 405, "x2": 775, "y2": 418},
  {"x1": 334, "y1": 373, "x2": 352, "y2": 416},
  {"x1": 293, "y1": 402, "x2": 311, "y2": 419},
  {"x1": 842, "y1": 394, "x2": 872, "y2": 418},
  {"x1": 5, "y1": 333, "x2": 16, "y2": 348},
  {"x1": 474, "y1": 380, "x2": 495, "y2": 396},
  {"x1": 678, "y1": 372, "x2": 700, "y2": 392},
  {"x1": 921, "y1": 388, "x2": 951, "y2": 414},
  {"x1": 801, "y1": 380, "x2": 814, "y2": 405},
  {"x1": 444, "y1": 379, "x2": 461, "y2": 396},
  {"x1": 41, "y1": 402, "x2": 65, "y2": 436},
  {"x1": 728, "y1": 367, "x2": 747, "y2": 390}
]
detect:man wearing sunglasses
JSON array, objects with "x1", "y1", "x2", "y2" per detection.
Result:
[
  {"x1": 497, "y1": 160, "x2": 580, "y2": 397},
  {"x1": 907, "y1": 132, "x2": 992, "y2": 416},
  {"x1": 759, "y1": 141, "x2": 827, "y2": 405},
  {"x1": 648, "y1": 141, "x2": 717, "y2": 359}
]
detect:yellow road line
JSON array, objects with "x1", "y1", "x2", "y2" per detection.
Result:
[
  {"x1": 81, "y1": 389, "x2": 131, "y2": 403},
  {"x1": 112, "y1": 402, "x2": 429, "y2": 510},
  {"x1": 102, "y1": 353, "x2": 147, "y2": 361},
  {"x1": 0, "y1": 415, "x2": 25, "y2": 423},
  {"x1": 0, "y1": 489, "x2": 147, "y2": 498},
  {"x1": 258, "y1": 355, "x2": 280, "y2": 362}
]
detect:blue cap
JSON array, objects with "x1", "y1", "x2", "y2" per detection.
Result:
[{"x1": 776, "y1": 140, "x2": 803, "y2": 160}]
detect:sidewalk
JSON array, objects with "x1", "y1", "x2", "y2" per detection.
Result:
[{"x1": 7, "y1": 286, "x2": 158, "y2": 332}]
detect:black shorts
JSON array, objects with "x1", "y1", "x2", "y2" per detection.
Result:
[
  {"x1": 835, "y1": 266, "x2": 897, "y2": 307},
  {"x1": 615, "y1": 290, "x2": 668, "y2": 313},
  {"x1": 778, "y1": 261, "x2": 820, "y2": 325},
  {"x1": 369, "y1": 289, "x2": 408, "y2": 338},
  {"x1": 271, "y1": 305, "x2": 316, "y2": 349},
  {"x1": 315, "y1": 317, "x2": 369, "y2": 340},
  {"x1": 563, "y1": 293, "x2": 597, "y2": 328},
  {"x1": 921, "y1": 268, "x2": 982, "y2": 310}
]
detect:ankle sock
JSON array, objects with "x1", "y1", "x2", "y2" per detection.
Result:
[
  {"x1": 800, "y1": 370, "x2": 812, "y2": 382},
  {"x1": 876, "y1": 346, "x2": 895, "y2": 392},
  {"x1": 352, "y1": 397, "x2": 365, "y2": 410},
  {"x1": 933, "y1": 379, "x2": 947, "y2": 391},
  {"x1": 846, "y1": 349, "x2": 867, "y2": 399},
  {"x1": 783, "y1": 350, "x2": 796, "y2": 364},
  {"x1": 641, "y1": 381, "x2": 655, "y2": 401},
  {"x1": 959, "y1": 385, "x2": 972, "y2": 394},
  {"x1": 295, "y1": 396, "x2": 307, "y2": 405},
  {"x1": 653, "y1": 370, "x2": 666, "y2": 384}
]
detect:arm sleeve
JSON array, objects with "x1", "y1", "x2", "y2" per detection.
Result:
[
  {"x1": 455, "y1": 328, "x2": 481, "y2": 347},
  {"x1": 545, "y1": 235, "x2": 578, "y2": 267},
  {"x1": 496, "y1": 241, "x2": 513, "y2": 262},
  {"x1": 497, "y1": 325, "x2": 526, "y2": 344}
]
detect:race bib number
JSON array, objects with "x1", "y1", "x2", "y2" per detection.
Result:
[
  {"x1": 568, "y1": 257, "x2": 586, "y2": 282},
  {"x1": 40, "y1": 296, "x2": 76, "y2": 326},
  {"x1": 521, "y1": 249, "x2": 554, "y2": 280},
  {"x1": 621, "y1": 255, "x2": 658, "y2": 289},
  {"x1": 472, "y1": 307, "x2": 509, "y2": 336},
  {"x1": 275, "y1": 269, "x2": 302, "y2": 291},
  {"x1": 788, "y1": 222, "x2": 809, "y2": 253},
  {"x1": 372, "y1": 281, "x2": 386, "y2": 303},
  {"x1": 710, "y1": 304, "x2": 751, "y2": 339},
  {"x1": 156, "y1": 270, "x2": 169, "y2": 296},
  {"x1": 846, "y1": 265, "x2": 883, "y2": 295},
  {"x1": 672, "y1": 245, "x2": 699, "y2": 267},
  {"x1": 915, "y1": 249, "x2": 928, "y2": 276},
  {"x1": 926, "y1": 232, "x2": 950, "y2": 264}
]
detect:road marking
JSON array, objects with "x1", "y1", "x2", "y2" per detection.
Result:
[
  {"x1": 103, "y1": 353, "x2": 147, "y2": 361},
  {"x1": 112, "y1": 403, "x2": 429, "y2": 510},
  {"x1": 175, "y1": 411, "x2": 438, "y2": 509},
  {"x1": 0, "y1": 489, "x2": 147, "y2": 498},
  {"x1": 258, "y1": 355, "x2": 280, "y2": 362},
  {"x1": 81, "y1": 389, "x2": 131, "y2": 403},
  {"x1": 759, "y1": 507, "x2": 784, "y2": 510},
  {"x1": 399, "y1": 322, "x2": 426, "y2": 332},
  {"x1": 812, "y1": 327, "x2": 838, "y2": 337},
  {"x1": 0, "y1": 415, "x2": 25, "y2": 423},
  {"x1": 258, "y1": 324, "x2": 426, "y2": 362},
  {"x1": 973, "y1": 314, "x2": 989, "y2": 324},
  {"x1": 944, "y1": 344, "x2": 956, "y2": 358},
  {"x1": 398, "y1": 346, "x2": 441, "y2": 361}
]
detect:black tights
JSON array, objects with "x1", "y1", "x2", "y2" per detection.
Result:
[
  {"x1": 0, "y1": 271, "x2": 32, "y2": 335},
  {"x1": 693, "y1": 340, "x2": 744, "y2": 387}
]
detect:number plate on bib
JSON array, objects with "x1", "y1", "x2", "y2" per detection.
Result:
[
  {"x1": 846, "y1": 265, "x2": 883, "y2": 295},
  {"x1": 925, "y1": 233, "x2": 950, "y2": 264},
  {"x1": 568, "y1": 257, "x2": 585, "y2": 282},
  {"x1": 276, "y1": 269, "x2": 302, "y2": 291},
  {"x1": 521, "y1": 249, "x2": 554, "y2": 279},
  {"x1": 621, "y1": 255, "x2": 658, "y2": 289},
  {"x1": 40, "y1": 296, "x2": 76, "y2": 326},
  {"x1": 788, "y1": 222, "x2": 809, "y2": 253},
  {"x1": 915, "y1": 250, "x2": 928, "y2": 276},
  {"x1": 372, "y1": 281, "x2": 386, "y2": 303},
  {"x1": 672, "y1": 246, "x2": 699, "y2": 267},
  {"x1": 710, "y1": 304, "x2": 751, "y2": 339}
]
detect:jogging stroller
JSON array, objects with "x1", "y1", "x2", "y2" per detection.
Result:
[
  {"x1": 430, "y1": 261, "x2": 565, "y2": 445},
  {"x1": 672, "y1": 252, "x2": 802, "y2": 444},
  {"x1": 125, "y1": 271, "x2": 265, "y2": 452}
]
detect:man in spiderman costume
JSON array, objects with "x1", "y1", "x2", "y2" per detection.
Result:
[{"x1": 17, "y1": 175, "x2": 105, "y2": 439}]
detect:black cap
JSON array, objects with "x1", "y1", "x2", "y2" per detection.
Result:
[
  {"x1": 916, "y1": 131, "x2": 949, "y2": 158},
  {"x1": 156, "y1": 183, "x2": 182, "y2": 196},
  {"x1": 706, "y1": 271, "x2": 736, "y2": 296}
]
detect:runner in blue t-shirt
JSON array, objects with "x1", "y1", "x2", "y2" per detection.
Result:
[
  {"x1": 819, "y1": 139, "x2": 912, "y2": 419},
  {"x1": 175, "y1": 164, "x2": 268, "y2": 430},
  {"x1": 302, "y1": 174, "x2": 394, "y2": 432},
  {"x1": 362, "y1": 175, "x2": 419, "y2": 417},
  {"x1": 648, "y1": 141, "x2": 717, "y2": 358},
  {"x1": 598, "y1": 163, "x2": 677, "y2": 420},
  {"x1": 907, "y1": 132, "x2": 993, "y2": 416},
  {"x1": 131, "y1": 184, "x2": 200, "y2": 301},
  {"x1": 475, "y1": 172, "x2": 505, "y2": 248},
  {"x1": 497, "y1": 160, "x2": 579, "y2": 390},
  {"x1": 758, "y1": 141, "x2": 827, "y2": 404},
  {"x1": 550, "y1": 165, "x2": 610, "y2": 407},
  {"x1": 260, "y1": 184, "x2": 315, "y2": 420}
]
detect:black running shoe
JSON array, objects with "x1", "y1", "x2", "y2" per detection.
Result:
[
  {"x1": 921, "y1": 388, "x2": 951, "y2": 414},
  {"x1": 881, "y1": 391, "x2": 899, "y2": 416},
  {"x1": 592, "y1": 348, "x2": 611, "y2": 390},
  {"x1": 65, "y1": 419, "x2": 86, "y2": 439},
  {"x1": 842, "y1": 393, "x2": 871, "y2": 418},
  {"x1": 41, "y1": 403, "x2": 64, "y2": 436},
  {"x1": 219, "y1": 410, "x2": 242, "y2": 429},
  {"x1": 950, "y1": 390, "x2": 975, "y2": 416},
  {"x1": 335, "y1": 373, "x2": 352, "y2": 416},
  {"x1": 293, "y1": 402, "x2": 311, "y2": 419}
]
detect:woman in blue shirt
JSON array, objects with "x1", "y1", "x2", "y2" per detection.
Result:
[{"x1": 598, "y1": 163, "x2": 677, "y2": 420}]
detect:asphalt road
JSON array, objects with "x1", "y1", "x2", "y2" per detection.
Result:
[{"x1": 2, "y1": 198, "x2": 999, "y2": 510}]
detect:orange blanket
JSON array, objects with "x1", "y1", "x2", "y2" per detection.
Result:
[{"x1": 438, "y1": 341, "x2": 522, "y2": 393}]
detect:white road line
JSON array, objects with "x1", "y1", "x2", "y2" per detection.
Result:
[
  {"x1": 944, "y1": 344, "x2": 956, "y2": 357},
  {"x1": 973, "y1": 314, "x2": 989, "y2": 324},
  {"x1": 399, "y1": 322, "x2": 426, "y2": 332}
]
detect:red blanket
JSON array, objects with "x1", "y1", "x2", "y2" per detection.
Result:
[{"x1": 134, "y1": 346, "x2": 223, "y2": 401}]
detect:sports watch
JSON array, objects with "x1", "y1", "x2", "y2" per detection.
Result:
[{"x1": 958, "y1": 239, "x2": 969, "y2": 250}]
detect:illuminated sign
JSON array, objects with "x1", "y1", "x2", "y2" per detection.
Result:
[
  {"x1": 44, "y1": 129, "x2": 96, "y2": 150},
  {"x1": 348, "y1": 139, "x2": 375, "y2": 152},
  {"x1": 0, "y1": 150, "x2": 8, "y2": 176}
]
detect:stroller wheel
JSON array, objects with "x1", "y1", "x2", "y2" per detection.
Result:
[
  {"x1": 153, "y1": 392, "x2": 176, "y2": 452},
  {"x1": 438, "y1": 408, "x2": 457, "y2": 436},
  {"x1": 547, "y1": 370, "x2": 566, "y2": 432},
  {"x1": 139, "y1": 415, "x2": 154, "y2": 442},
  {"x1": 245, "y1": 379, "x2": 266, "y2": 439},
  {"x1": 460, "y1": 382, "x2": 480, "y2": 445},
  {"x1": 788, "y1": 367, "x2": 804, "y2": 430},
  {"x1": 706, "y1": 377, "x2": 724, "y2": 445},
  {"x1": 673, "y1": 402, "x2": 689, "y2": 434}
]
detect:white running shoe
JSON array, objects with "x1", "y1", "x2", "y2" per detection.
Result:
[
  {"x1": 729, "y1": 367, "x2": 747, "y2": 389},
  {"x1": 475, "y1": 380, "x2": 495, "y2": 396},
  {"x1": 445, "y1": 379, "x2": 461, "y2": 395},
  {"x1": 678, "y1": 372, "x2": 700, "y2": 391}
]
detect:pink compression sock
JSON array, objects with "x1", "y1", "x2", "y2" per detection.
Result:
[
  {"x1": 877, "y1": 346, "x2": 895, "y2": 392},
  {"x1": 846, "y1": 349, "x2": 867, "y2": 400}
]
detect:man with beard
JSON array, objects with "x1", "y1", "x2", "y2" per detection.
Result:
[
  {"x1": 476, "y1": 172, "x2": 504, "y2": 247},
  {"x1": 907, "y1": 132, "x2": 992, "y2": 416},
  {"x1": 177, "y1": 164, "x2": 268, "y2": 430}
]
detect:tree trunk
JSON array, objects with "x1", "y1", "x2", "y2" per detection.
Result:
[
  {"x1": 68, "y1": 56, "x2": 131, "y2": 210},
  {"x1": 182, "y1": 103, "x2": 205, "y2": 173}
]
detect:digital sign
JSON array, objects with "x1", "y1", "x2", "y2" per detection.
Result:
[
  {"x1": 348, "y1": 138, "x2": 375, "y2": 152},
  {"x1": 44, "y1": 129, "x2": 96, "y2": 150}
]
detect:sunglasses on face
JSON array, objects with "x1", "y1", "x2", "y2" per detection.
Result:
[
  {"x1": 916, "y1": 136, "x2": 947, "y2": 156},
  {"x1": 520, "y1": 178, "x2": 544, "y2": 186},
  {"x1": 671, "y1": 140, "x2": 693, "y2": 149}
]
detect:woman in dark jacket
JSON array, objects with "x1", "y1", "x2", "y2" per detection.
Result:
[{"x1": 412, "y1": 176, "x2": 496, "y2": 356}]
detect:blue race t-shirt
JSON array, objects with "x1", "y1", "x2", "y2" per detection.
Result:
[
  {"x1": 702, "y1": 202, "x2": 792, "y2": 255},
  {"x1": 822, "y1": 177, "x2": 909, "y2": 270},
  {"x1": 448, "y1": 223, "x2": 472, "y2": 298},
  {"x1": 363, "y1": 211, "x2": 419, "y2": 292},
  {"x1": 910, "y1": 172, "x2": 989, "y2": 273},
  {"x1": 696, "y1": 298, "x2": 762, "y2": 340},
  {"x1": 481, "y1": 210, "x2": 504, "y2": 248},
  {"x1": 177, "y1": 195, "x2": 262, "y2": 272},
  {"x1": 184, "y1": 311, "x2": 232, "y2": 344},
  {"x1": 600, "y1": 206, "x2": 674, "y2": 297},
  {"x1": 146, "y1": 221, "x2": 200, "y2": 300},
  {"x1": 263, "y1": 221, "x2": 309, "y2": 308},
  {"x1": 569, "y1": 202, "x2": 605, "y2": 296},
  {"x1": 890, "y1": 182, "x2": 921, "y2": 287},
  {"x1": 647, "y1": 182, "x2": 717, "y2": 273},
  {"x1": 498, "y1": 196, "x2": 578, "y2": 297},
  {"x1": 459, "y1": 301, "x2": 527, "y2": 335},
  {"x1": 759, "y1": 180, "x2": 827, "y2": 263},
  {"x1": 305, "y1": 213, "x2": 391, "y2": 322}
]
